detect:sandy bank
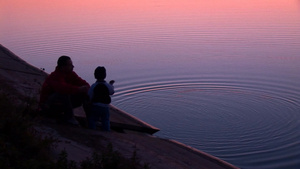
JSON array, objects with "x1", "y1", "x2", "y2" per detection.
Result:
[{"x1": 0, "y1": 44, "x2": 239, "y2": 169}]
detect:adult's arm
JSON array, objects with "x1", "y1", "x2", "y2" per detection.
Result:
[{"x1": 47, "y1": 71, "x2": 89, "y2": 94}]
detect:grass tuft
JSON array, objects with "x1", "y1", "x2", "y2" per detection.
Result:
[{"x1": 0, "y1": 93, "x2": 150, "y2": 169}]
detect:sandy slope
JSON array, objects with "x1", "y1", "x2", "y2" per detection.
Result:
[{"x1": 0, "y1": 44, "x2": 239, "y2": 169}]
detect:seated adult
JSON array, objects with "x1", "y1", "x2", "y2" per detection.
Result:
[{"x1": 39, "y1": 55, "x2": 90, "y2": 125}]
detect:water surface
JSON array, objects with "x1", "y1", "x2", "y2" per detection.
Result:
[{"x1": 1, "y1": 0, "x2": 300, "y2": 168}]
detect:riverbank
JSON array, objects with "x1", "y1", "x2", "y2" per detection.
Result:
[{"x1": 0, "y1": 44, "x2": 239, "y2": 169}]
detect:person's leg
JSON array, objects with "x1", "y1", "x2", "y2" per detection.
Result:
[
  {"x1": 45, "y1": 93, "x2": 73, "y2": 122},
  {"x1": 71, "y1": 93, "x2": 91, "y2": 119},
  {"x1": 88, "y1": 106, "x2": 101, "y2": 129},
  {"x1": 82, "y1": 97, "x2": 92, "y2": 119},
  {"x1": 99, "y1": 106, "x2": 110, "y2": 131},
  {"x1": 62, "y1": 95, "x2": 74, "y2": 121},
  {"x1": 70, "y1": 94, "x2": 88, "y2": 108}
]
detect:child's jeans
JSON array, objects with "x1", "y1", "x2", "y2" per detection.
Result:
[{"x1": 88, "y1": 105, "x2": 110, "y2": 131}]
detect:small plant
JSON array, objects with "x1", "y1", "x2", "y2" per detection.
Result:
[
  {"x1": 80, "y1": 143, "x2": 150, "y2": 169},
  {"x1": 0, "y1": 94, "x2": 56, "y2": 169},
  {"x1": 80, "y1": 152, "x2": 101, "y2": 169},
  {"x1": 54, "y1": 150, "x2": 78, "y2": 169},
  {"x1": 0, "y1": 93, "x2": 150, "y2": 169}
]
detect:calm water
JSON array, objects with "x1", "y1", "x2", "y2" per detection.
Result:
[{"x1": 1, "y1": 0, "x2": 300, "y2": 168}]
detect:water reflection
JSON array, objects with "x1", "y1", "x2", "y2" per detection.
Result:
[{"x1": 1, "y1": 0, "x2": 300, "y2": 168}]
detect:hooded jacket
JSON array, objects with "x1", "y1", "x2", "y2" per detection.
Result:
[{"x1": 39, "y1": 67, "x2": 90, "y2": 105}]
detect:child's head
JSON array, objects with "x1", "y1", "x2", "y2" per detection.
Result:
[{"x1": 94, "y1": 66, "x2": 106, "y2": 80}]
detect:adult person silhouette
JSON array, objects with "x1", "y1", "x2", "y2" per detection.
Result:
[
  {"x1": 88, "y1": 66, "x2": 115, "y2": 131},
  {"x1": 39, "y1": 55, "x2": 90, "y2": 125}
]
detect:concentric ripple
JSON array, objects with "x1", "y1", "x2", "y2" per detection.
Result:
[{"x1": 113, "y1": 75, "x2": 300, "y2": 169}]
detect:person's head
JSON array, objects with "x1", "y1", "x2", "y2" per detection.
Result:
[
  {"x1": 57, "y1": 55, "x2": 74, "y2": 72},
  {"x1": 94, "y1": 66, "x2": 106, "y2": 80}
]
